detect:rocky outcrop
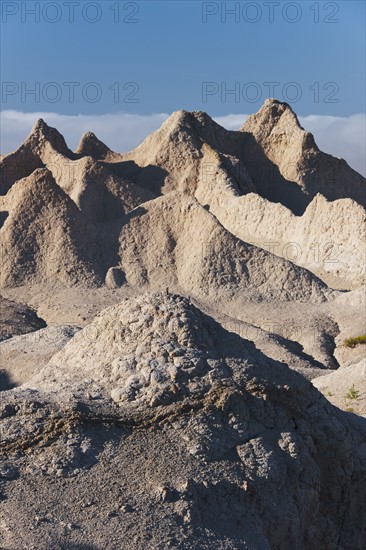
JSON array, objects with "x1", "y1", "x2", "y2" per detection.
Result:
[
  {"x1": 1, "y1": 102, "x2": 364, "y2": 290},
  {"x1": 0, "y1": 292, "x2": 365, "y2": 548},
  {"x1": 0, "y1": 168, "x2": 103, "y2": 287},
  {"x1": 75, "y1": 131, "x2": 112, "y2": 159},
  {"x1": 0, "y1": 118, "x2": 76, "y2": 196},
  {"x1": 117, "y1": 193, "x2": 330, "y2": 303},
  {"x1": 196, "y1": 190, "x2": 366, "y2": 288},
  {"x1": 0, "y1": 296, "x2": 46, "y2": 342},
  {"x1": 241, "y1": 99, "x2": 366, "y2": 212}
]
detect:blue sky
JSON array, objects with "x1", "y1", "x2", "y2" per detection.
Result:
[
  {"x1": 0, "y1": 1, "x2": 365, "y2": 173},
  {"x1": 1, "y1": 0, "x2": 365, "y2": 115}
]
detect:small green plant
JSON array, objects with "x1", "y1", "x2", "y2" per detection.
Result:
[
  {"x1": 345, "y1": 407, "x2": 355, "y2": 413},
  {"x1": 344, "y1": 334, "x2": 366, "y2": 348},
  {"x1": 345, "y1": 384, "x2": 360, "y2": 400},
  {"x1": 326, "y1": 391, "x2": 334, "y2": 397}
]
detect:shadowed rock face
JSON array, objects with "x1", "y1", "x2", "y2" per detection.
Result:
[
  {"x1": 0, "y1": 295, "x2": 46, "y2": 342},
  {"x1": 241, "y1": 99, "x2": 366, "y2": 212},
  {"x1": 1, "y1": 292, "x2": 365, "y2": 549}
]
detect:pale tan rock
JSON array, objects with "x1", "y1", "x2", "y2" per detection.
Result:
[
  {"x1": 105, "y1": 267, "x2": 125, "y2": 289},
  {"x1": 0, "y1": 168, "x2": 102, "y2": 287},
  {"x1": 1, "y1": 102, "x2": 364, "y2": 291},
  {"x1": 313, "y1": 358, "x2": 366, "y2": 416},
  {"x1": 241, "y1": 98, "x2": 366, "y2": 212},
  {"x1": 197, "y1": 189, "x2": 366, "y2": 288}
]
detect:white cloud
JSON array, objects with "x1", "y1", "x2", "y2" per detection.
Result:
[
  {"x1": 215, "y1": 113, "x2": 366, "y2": 176},
  {"x1": 0, "y1": 110, "x2": 169, "y2": 156},
  {"x1": 1, "y1": 110, "x2": 365, "y2": 176},
  {"x1": 299, "y1": 114, "x2": 366, "y2": 177},
  {"x1": 213, "y1": 114, "x2": 248, "y2": 130}
]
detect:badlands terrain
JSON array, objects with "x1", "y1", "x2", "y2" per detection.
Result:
[{"x1": 0, "y1": 99, "x2": 365, "y2": 549}]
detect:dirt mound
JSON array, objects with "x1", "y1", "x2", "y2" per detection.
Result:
[
  {"x1": 0, "y1": 168, "x2": 103, "y2": 287},
  {"x1": 26, "y1": 292, "x2": 235, "y2": 403},
  {"x1": 201, "y1": 190, "x2": 366, "y2": 288},
  {"x1": 0, "y1": 292, "x2": 365, "y2": 548},
  {"x1": 117, "y1": 193, "x2": 330, "y2": 302},
  {"x1": 26, "y1": 292, "x2": 330, "y2": 403}
]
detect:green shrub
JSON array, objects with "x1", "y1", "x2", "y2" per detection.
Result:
[
  {"x1": 344, "y1": 335, "x2": 366, "y2": 348},
  {"x1": 345, "y1": 385, "x2": 360, "y2": 400}
]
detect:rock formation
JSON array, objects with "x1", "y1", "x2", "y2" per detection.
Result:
[
  {"x1": 0, "y1": 99, "x2": 365, "y2": 549},
  {"x1": 1, "y1": 293, "x2": 365, "y2": 549},
  {"x1": 1, "y1": 100, "x2": 364, "y2": 291}
]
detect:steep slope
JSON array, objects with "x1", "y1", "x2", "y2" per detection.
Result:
[
  {"x1": 103, "y1": 102, "x2": 365, "y2": 216},
  {"x1": 1, "y1": 103, "x2": 364, "y2": 291},
  {"x1": 116, "y1": 193, "x2": 330, "y2": 303},
  {"x1": 103, "y1": 104, "x2": 365, "y2": 287},
  {"x1": 0, "y1": 168, "x2": 103, "y2": 287},
  {"x1": 0, "y1": 168, "x2": 331, "y2": 301},
  {"x1": 106, "y1": 109, "x2": 254, "y2": 197},
  {"x1": 52, "y1": 155, "x2": 156, "y2": 223},
  {"x1": 75, "y1": 131, "x2": 112, "y2": 159},
  {"x1": 0, "y1": 120, "x2": 156, "y2": 224},
  {"x1": 241, "y1": 99, "x2": 366, "y2": 212},
  {"x1": 195, "y1": 188, "x2": 366, "y2": 288},
  {"x1": 0, "y1": 118, "x2": 77, "y2": 196},
  {"x1": 130, "y1": 107, "x2": 363, "y2": 288}
]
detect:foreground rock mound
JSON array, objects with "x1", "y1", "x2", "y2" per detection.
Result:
[{"x1": 0, "y1": 292, "x2": 363, "y2": 548}]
